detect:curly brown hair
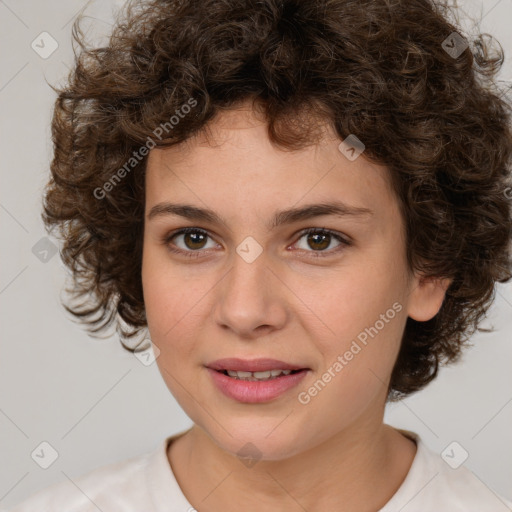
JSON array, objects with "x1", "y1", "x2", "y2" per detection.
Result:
[{"x1": 43, "y1": 0, "x2": 512, "y2": 399}]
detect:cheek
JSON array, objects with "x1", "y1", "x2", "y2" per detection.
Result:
[
  {"x1": 296, "y1": 265, "x2": 407, "y2": 404},
  {"x1": 293, "y1": 260, "x2": 405, "y2": 349},
  {"x1": 142, "y1": 257, "x2": 203, "y2": 404},
  {"x1": 141, "y1": 247, "x2": 202, "y2": 373},
  {"x1": 142, "y1": 244, "x2": 199, "y2": 334}
]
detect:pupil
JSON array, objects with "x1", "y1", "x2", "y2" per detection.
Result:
[{"x1": 308, "y1": 233, "x2": 329, "y2": 250}]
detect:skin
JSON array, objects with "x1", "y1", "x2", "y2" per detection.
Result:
[{"x1": 141, "y1": 101, "x2": 451, "y2": 512}]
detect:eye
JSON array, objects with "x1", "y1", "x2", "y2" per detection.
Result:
[
  {"x1": 164, "y1": 227, "x2": 220, "y2": 258},
  {"x1": 291, "y1": 228, "x2": 351, "y2": 256}
]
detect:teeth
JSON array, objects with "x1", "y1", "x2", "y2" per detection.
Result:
[{"x1": 224, "y1": 369, "x2": 294, "y2": 381}]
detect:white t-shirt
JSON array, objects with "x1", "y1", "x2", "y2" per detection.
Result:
[{"x1": 8, "y1": 429, "x2": 512, "y2": 512}]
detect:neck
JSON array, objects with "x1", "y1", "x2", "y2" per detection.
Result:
[{"x1": 168, "y1": 419, "x2": 416, "y2": 512}]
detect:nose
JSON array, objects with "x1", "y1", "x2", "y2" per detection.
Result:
[{"x1": 212, "y1": 249, "x2": 288, "y2": 339}]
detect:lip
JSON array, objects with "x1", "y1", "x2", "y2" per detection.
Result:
[
  {"x1": 207, "y1": 358, "x2": 307, "y2": 372},
  {"x1": 206, "y1": 358, "x2": 310, "y2": 403},
  {"x1": 207, "y1": 368, "x2": 309, "y2": 403}
]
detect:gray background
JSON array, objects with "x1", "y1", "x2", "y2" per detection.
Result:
[{"x1": 1, "y1": 0, "x2": 511, "y2": 508}]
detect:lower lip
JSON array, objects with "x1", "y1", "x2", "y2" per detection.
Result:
[{"x1": 207, "y1": 368, "x2": 308, "y2": 403}]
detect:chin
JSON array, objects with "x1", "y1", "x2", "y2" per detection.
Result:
[{"x1": 199, "y1": 416, "x2": 312, "y2": 462}]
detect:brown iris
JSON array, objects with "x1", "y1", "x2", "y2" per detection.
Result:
[
  {"x1": 184, "y1": 231, "x2": 208, "y2": 250},
  {"x1": 307, "y1": 232, "x2": 331, "y2": 251}
]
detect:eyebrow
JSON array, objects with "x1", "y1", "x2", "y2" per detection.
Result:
[{"x1": 147, "y1": 201, "x2": 373, "y2": 230}]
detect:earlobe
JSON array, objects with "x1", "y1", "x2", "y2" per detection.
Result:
[{"x1": 407, "y1": 274, "x2": 453, "y2": 322}]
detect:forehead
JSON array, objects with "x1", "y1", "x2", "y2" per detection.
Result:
[{"x1": 144, "y1": 105, "x2": 399, "y2": 226}]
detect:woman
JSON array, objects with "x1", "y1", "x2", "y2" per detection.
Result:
[{"x1": 10, "y1": 0, "x2": 512, "y2": 510}]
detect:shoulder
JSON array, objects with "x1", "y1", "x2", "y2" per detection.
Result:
[
  {"x1": 8, "y1": 447, "x2": 154, "y2": 512},
  {"x1": 381, "y1": 432, "x2": 512, "y2": 512},
  {"x1": 429, "y1": 460, "x2": 512, "y2": 511}
]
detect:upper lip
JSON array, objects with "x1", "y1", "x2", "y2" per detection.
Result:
[{"x1": 207, "y1": 358, "x2": 308, "y2": 372}]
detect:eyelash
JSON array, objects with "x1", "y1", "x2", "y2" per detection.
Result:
[{"x1": 162, "y1": 227, "x2": 352, "y2": 259}]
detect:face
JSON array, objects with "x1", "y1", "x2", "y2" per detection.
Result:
[{"x1": 142, "y1": 103, "x2": 449, "y2": 460}]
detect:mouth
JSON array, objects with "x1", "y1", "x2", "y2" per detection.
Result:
[
  {"x1": 207, "y1": 357, "x2": 309, "y2": 373},
  {"x1": 206, "y1": 358, "x2": 310, "y2": 403},
  {"x1": 215, "y1": 368, "x2": 305, "y2": 381}
]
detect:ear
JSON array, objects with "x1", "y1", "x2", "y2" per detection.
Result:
[{"x1": 407, "y1": 273, "x2": 453, "y2": 322}]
